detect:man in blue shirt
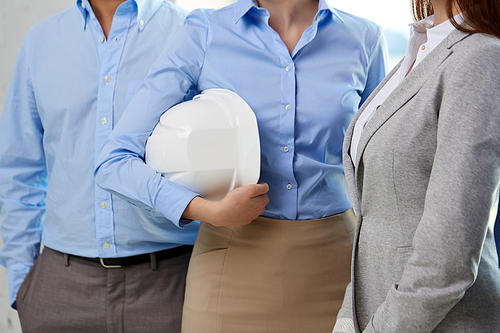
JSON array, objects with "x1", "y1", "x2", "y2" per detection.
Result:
[{"x1": 0, "y1": 0, "x2": 198, "y2": 331}]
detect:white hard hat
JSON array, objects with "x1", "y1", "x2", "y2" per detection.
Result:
[{"x1": 145, "y1": 89, "x2": 260, "y2": 201}]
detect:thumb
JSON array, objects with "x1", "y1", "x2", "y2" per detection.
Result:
[{"x1": 248, "y1": 182, "x2": 269, "y2": 197}]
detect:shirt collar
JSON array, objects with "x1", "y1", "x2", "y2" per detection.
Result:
[
  {"x1": 408, "y1": 14, "x2": 435, "y2": 36},
  {"x1": 232, "y1": 0, "x2": 344, "y2": 25},
  {"x1": 233, "y1": 0, "x2": 263, "y2": 24},
  {"x1": 400, "y1": 13, "x2": 464, "y2": 81},
  {"x1": 77, "y1": 0, "x2": 88, "y2": 28},
  {"x1": 409, "y1": 13, "x2": 464, "y2": 39},
  {"x1": 77, "y1": 0, "x2": 162, "y2": 31},
  {"x1": 319, "y1": 0, "x2": 344, "y2": 23},
  {"x1": 134, "y1": 0, "x2": 163, "y2": 31},
  {"x1": 425, "y1": 13, "x2": 464, "y2": 47},
  {"x1": 408, "y1": 13, "x2": 464, "y2": 55}
]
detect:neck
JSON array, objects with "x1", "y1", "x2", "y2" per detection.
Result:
[
  {"x1": 258, "y1": 0, "x2": 318, "y2": 54},
  {"x1": 89, "y1": 0, "x2": 127, "y2": 38},
  {"x1": 431, "y1": 0, "x2": 460, "y2": 26}
]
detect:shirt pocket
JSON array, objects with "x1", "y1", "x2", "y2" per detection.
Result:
[{"x1": 124, "y1": 80, "x2": 143, "y2": 110}]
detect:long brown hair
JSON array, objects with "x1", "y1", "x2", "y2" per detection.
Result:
[{"x1": 411, "y1": 0, "x2": 500, "y2": 39}]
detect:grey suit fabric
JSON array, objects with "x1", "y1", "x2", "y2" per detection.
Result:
[{"x1": 338, "y1": 29, "x2": 500, "y2": 333}]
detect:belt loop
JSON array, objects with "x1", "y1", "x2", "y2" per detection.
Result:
[
  {"x1": 150, "y1": 253, "x2": 158, "y2": 271},
  {"x1": 63, "y1": 253, "x2": 69, "y2": 267}
]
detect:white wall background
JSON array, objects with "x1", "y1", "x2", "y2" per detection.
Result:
[{"x1": 0, "y1": 0, "x2": 410, "y2": 332}]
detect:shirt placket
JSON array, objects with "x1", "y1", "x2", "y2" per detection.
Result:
[
  {"x1": 278, "y1": 49, "x2": 297, "y2": 219},
  {"x1": 272, "y1": 14, "x2": 321, "y2": 220},
  {"x1": 92, "y1": 6, "x2": 133, "y2": 258}
]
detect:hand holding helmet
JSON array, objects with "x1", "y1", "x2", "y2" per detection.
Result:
[{"x1": 184, "y1": 182, "x2": 269, "y2": 227}]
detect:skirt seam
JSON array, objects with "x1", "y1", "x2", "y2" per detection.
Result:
[{"x1": 215, "y1": 226, "x2": 237, "y2": 333}]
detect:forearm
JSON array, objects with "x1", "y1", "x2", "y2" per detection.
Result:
[
  {"x1": 182, "y1": 183, "x2": 269, "y2": 227},
  {"x1": 182, "y1": 197, "x2": 216, "y2": 222}
]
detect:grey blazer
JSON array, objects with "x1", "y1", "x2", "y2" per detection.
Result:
[{"x1": 336, "y1": 29, "x2": 500, "y2": 333}]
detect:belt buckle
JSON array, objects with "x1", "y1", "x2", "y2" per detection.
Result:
[{"x1": 100, "y1": 258, "x2": 122, "y2": 269}]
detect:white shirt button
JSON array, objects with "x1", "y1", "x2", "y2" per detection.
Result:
[
  {"x1": 101, "y1": 117, "x2": 108, "y2": 125},
  {"x1": 285, "y1": 66, "x2": 291, "y2": 71},
  {"x1": 139, "y1": 20, "x2": 144, "y2": 26},
  {"x1": 100, "y1": 36, "x2": 105, "y2": 43},
  {"x1": 100, "y1": 202, "x2": 107, "y2": 209},
  {"x1": 283, "y1": 146, "x2": 290, "y2": 152},
  {"x1": 104, "y1": 76, "x2": 111, "y2": 83},
  {"x1": 81, "y1": 2, "x2": 86, "y2": 8},
  {"x1": 286, "y1": 184, "x2": 293, "y2": 190},
  {"x1": 286, "y1": 104, "x2": 291, "y2": 110},
  {"x1": 103, "y1": 242, "x2": 110, "y2": 250}
]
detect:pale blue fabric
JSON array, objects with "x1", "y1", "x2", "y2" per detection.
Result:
[
  {"x1": 95, "y1": 0, "x2": 388, "y2": 226},
  {"x1": 0, "y1": 0, "x2": 198, "y2": 307}
]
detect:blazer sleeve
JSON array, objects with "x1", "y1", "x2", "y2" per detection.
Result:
[
  {"x1": 367, "y1": 39, "x2": 500, "y2": 333},
  {"x1": 333, "y1": 282, "x2": 356, "y2": 333}
]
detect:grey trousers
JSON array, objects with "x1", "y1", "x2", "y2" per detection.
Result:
[{"x1": 16, "y1": 246, "x2": 191, "y2": 333}]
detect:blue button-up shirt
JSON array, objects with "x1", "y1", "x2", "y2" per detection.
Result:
[
  {"x1": 95, "y1": 0, "x2": 387, "y2": 225},
  {"x1": 0, "y1": 0, "x2": 198, "y2": 307}
]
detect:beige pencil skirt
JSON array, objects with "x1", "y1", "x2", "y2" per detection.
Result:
[{"x1": 181, "y1": 209, "x2": 356, "y2": 333}]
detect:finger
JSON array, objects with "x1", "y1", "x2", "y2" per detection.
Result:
[
  {"x1": 249, "y1": 182, "x2": 269, "y2": 197},
  {"x1": 251, "y1": 194, "x2": 269, "y2": 209}
]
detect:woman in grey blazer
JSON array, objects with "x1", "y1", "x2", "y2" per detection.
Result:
[{"x1": 333, "y1": 0, "x2": 500, "y2": 332}]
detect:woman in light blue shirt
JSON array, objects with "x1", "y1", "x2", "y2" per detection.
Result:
[{"x1": 95, "y1": 0, "x2": 387, "y2": 331}]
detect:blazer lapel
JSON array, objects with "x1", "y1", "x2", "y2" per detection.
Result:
[{"x1": 354, "y1": 29, "x2": 472, "y2": 169}]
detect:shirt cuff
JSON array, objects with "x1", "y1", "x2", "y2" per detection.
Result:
[
  {"x1": 332, "y1": 317, "x2": 355, "y2": 333},
  {"x1": 179, "y1": 218, "x2": 196, "y2": 227},
  {"x1": 155, "y1": 180, "x2": 200, "y2": 227}
]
